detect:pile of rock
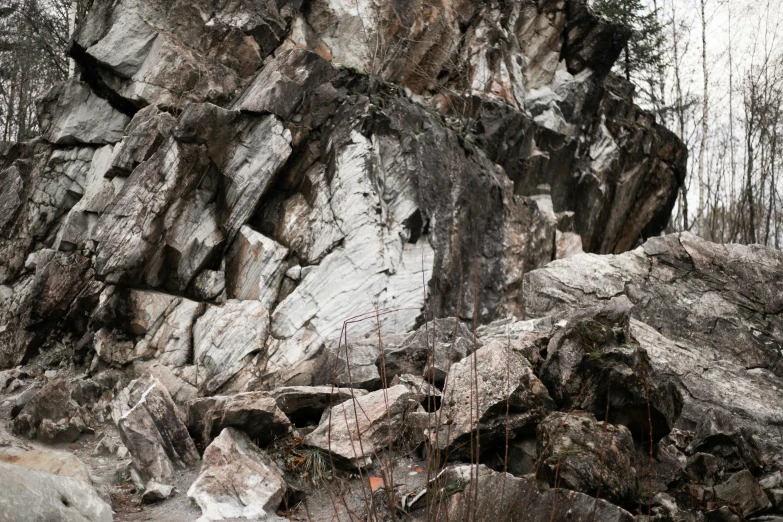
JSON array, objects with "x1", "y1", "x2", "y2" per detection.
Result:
[{"x1": 1, "y1": 0, "x2": 782, "y2": 520}]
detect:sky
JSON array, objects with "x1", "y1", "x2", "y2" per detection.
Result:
[{"x1": 643, "y1": 0, "x2": 783, "y2": 226}]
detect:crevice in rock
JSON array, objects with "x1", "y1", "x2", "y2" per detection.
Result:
[
  {"x1": 403, "y1": 209, "x2": 425, "y2": 244},
  {"x1": 69, "y1": 41, "x2": 143, "y2": 117}
]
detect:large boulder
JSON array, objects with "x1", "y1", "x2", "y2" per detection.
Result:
[
  {"x1": 714, "y1": 470, "x2": 773, "y2": 518},
  {"x1": 0, "y1": 446, "x2": 93, "y2": 485},
  {"x1": 430, "y1": 339, "x2": 555, "y2": 457},
  {"x1": 0, "y1": 461, "x2": 112, "y2": 522},
  {"x1": 525, "y1": 233, "x2": 783, "y2": 443},
  {"x1": 186, "y1": 392, "x2": 291, "y2": 447},
  {"x1": 381, "y1": 318, "x2": 479, "y2": 386},
  {"x1": 305, "y1": 385, "x2": 419, "y2": 468},
  {"x1": 113, "y1": 375, "x2": 199, "y2": 486},
  {"x1": 192, "y1": 300, "x2": 271, "y2": 394},
  {"x1": 413, "y1": 464, "x2": 634, "y2": 522},
  {"x1": 188, "y1": 427, "x2": 286, "y2": 522},
  {"x1": 316, "y1": 340, "x2": 384, "y2": 390},
  {"x1": 12, "y1": 376, "x2": 91, "y2": 444},
  {"x1": 36, "y1": 79, "x2": 130, "y2": 145},
  {"x1": 539, "y1": 296, "x2": 682, "y2": 439},
  {"x1": 536, "y1": 411, "x2": 637, "y2": 505},
  {"x1": 225, "y1": 226, "x2": 288, "y2": 307}
]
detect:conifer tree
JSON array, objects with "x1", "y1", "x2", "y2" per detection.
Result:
[{"x1": 592, "y1": 0, "x2": 667, "y2": 87}]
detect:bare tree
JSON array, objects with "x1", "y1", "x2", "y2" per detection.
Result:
[
  {"x1": 0, "y1": 0, "x2": 74, "y2": 141},
  {"x1": 696, "y1": 0, "x2": 709, "y2": 227}
]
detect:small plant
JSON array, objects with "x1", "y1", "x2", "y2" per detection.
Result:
[
  {"x1": 285, "y1": 444, "x2": 333, "y2": 484},
  {"x1": 588, "y1": 351, "x2": 604, "y2": 362}
]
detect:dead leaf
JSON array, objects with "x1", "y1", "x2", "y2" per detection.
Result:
[{"x1": 369, "y1": 476, "x2": 384, "y2": 492}]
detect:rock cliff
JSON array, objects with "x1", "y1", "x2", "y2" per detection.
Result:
[{"x1": 0, "y1": 1, "x2": 779, "y2": 522}]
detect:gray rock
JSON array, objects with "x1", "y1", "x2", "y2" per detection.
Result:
[
  {"x1": 125, "y1": 289, "x2": 204, "y2": 369},
  {"x1": 113, "y1": 375, "x2": 199, "y2": 486},
  {"x1": 189, "y1": 270, "x2": 226, "y2": 302},
  {"x1": 9, "y1": 384, "x2": 42, "y2": 418},
  {"x1": 318, "y1": 340, "x2": 383, "y2": 390},
  {"x1": 74, "y1": 0, "x2": 290, "y2": 110},
  {"x1": 685, "y1": 452, "x2": 720, "y2": 487},
  {"x1": 36, "y1": 79, "x2": 130, "y2": 145},
  {"x1": 416, "y1": 464, "x2": 634, "y2": 522},
  {"x1": 93, "y1": 135, "x2": 213, "y2": 286},
  {"x1": 768, "y1": 490, "x2": 783, "y2": 511},
  {"x1": 539, "y1": 296, "x2": 682, "y2": 439},
  {"x1": 272, "y1": 385, "x2": 367, "y2": 427},
  {"x1": 188, "y1": 427, "x2": 286, "y2": 521},
  {"x1": 50, "y1": 145, "x2": 120, "y2": 250},
  {"x1": 431, "y1": 339, "x2": 555, "y2": 457},
  {"x1": 92, "y1": 327, "x2": 135, "y2": 367},
  {"x1": 706, "y1": 507, "x2": 742, "y2": 522},
  {"x1": 714, "y1": 470, "x2": 772, "y2": 518},
  {"x1": 536, "y1": 411, "x2": 637, "y2": 505},
  {"x1": 225, "y1": 226, "x2": 288, "y2": 307},
  {"x1": 107, "y1": 104, "x2": 177, "y2": 177},
  {"x1": 12, "y1": 376, "x2": 91, "y2": 443},
  {"x1": 305, "y1": 385, "x2": 418, "y2": 468},
  {"x1": 477, "y1": 315, "x2": 554, "y2": 373},
  {"x1": 187, "y1": 392, "x2": 291, "y2": 447},
  {"x1": 0, "y1": 461, "x2": 112, "y2": 522},
  {"x1": 390, "y1": 374, "x2": 442, "y2": 408},
  {"x1": 233, "y1": 48, "x2": 334, "y2": 119},
  {"x1": 0, "y1": 446, "x2": 93, "y2": 485},
  {"x1": 381, "y1": 318, "x2": 478, "y2": 386},
  {"x1": 172, "y1": 104, "x2": 292, "y2": 243},
  {"x1": 525, "y1": 233, "x2": 783, "y2": 444},
  {"x1": 142, "y1": 480, "x2": 175, "y2": 503},
  {"x1": 687, "y1": 409, "x2": 764, "y2": 474},
  {"x1": 1, "y1": 250, "x2": 95, "y2": 369},
  {"x1": 94, "y1": 106, "x2": 291, "y2": 290},
  {"x1": 193, "y1": 300, "x2": 271, "y2": 394},
  {"x1": 760, "y1": 471, "x2": 783, "y2": 490}
]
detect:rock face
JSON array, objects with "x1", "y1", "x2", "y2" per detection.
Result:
[
  {"x1": 0, "y1": 461, "x2": 112, "y2": 522},
  {"x1": 8, "y1": 0, "x2": 783, "y2": 520},
  {"x1": 188, "y1": 428, "x2": 286, "y2": 522},
  {"x1": 0, "y1": 0, "x2": 687, "y2": 396}
]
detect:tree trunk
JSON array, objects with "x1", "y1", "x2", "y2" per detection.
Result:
[{"x1": 697, "y1": 0, "x2": 709, "y2": 231}]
